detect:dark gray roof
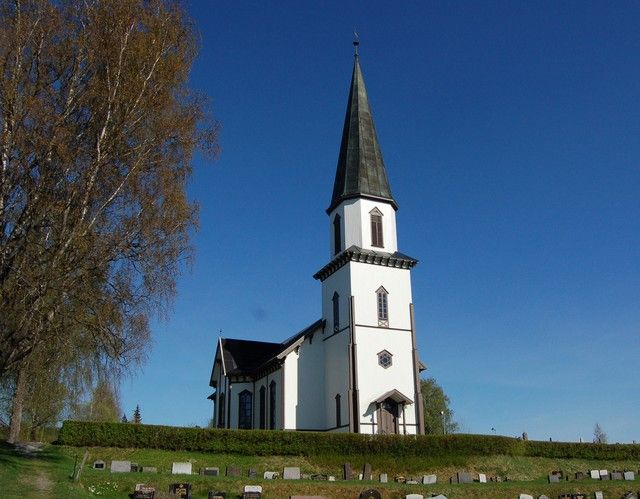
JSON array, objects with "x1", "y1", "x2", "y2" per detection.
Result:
[
  {"x1": 313, "y1": 245, "x2": 418, "y2": 282},
  {"x1": 328, "y1": 56, "x2": 397, "y2": 214}
]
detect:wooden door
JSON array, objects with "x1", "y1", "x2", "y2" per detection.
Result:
[{"x1": 377, "y1": 399, "x2": 398, "y2": 434}]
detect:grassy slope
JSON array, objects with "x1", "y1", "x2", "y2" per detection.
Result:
[{"x1": 1, "y1": 443, "x2": 639, "y2": 498}]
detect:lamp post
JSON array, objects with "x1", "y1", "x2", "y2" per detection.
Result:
[{"x1": 441, "y1": 410, "x2": 446, "y2": 435}]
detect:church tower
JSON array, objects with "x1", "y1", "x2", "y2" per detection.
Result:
[{"x1": 313, "y1": 48, "x2": 425, "y2": 434}]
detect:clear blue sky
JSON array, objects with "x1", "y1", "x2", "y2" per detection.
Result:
[{"x1": 120, "y1": 1, "x2": 640, "y2": 443}]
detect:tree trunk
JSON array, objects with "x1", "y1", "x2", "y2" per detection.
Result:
[{"x1": 7, "y1": 367, "x2": 27, "y2": 444}]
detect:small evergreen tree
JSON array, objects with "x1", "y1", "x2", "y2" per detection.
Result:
[
  {"x1": 121, "y1": 413, "x2": 128, "y2": 423},
  {"x1": 133, "y1": 405, "x2": 142, "y2": 424}
]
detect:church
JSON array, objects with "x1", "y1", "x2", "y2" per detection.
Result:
[{"x1": 209, "y1": 48, "x2": 426, "y2": 435}]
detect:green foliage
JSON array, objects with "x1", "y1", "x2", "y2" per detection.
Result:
[
  {"x1": 132, "y1": 405, "x2": 142, "y2": 424},
  {"x1": 56, "y1": 420, "x2": 640, "y2": 461},
  {"x1": 72, "y1": 380, "x2": 121, "y2": 423},
  {"x1": 421, "y1": 377, "x2": 459, "y2": 435}
]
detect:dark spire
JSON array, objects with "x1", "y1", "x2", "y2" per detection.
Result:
[{"x1": 327, "y1": 51, "x2": 397, "y2": 213}]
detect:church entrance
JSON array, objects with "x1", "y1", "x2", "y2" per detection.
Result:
[{"x1": 377, "y1": 398, "x2": 399, "y2": 434}]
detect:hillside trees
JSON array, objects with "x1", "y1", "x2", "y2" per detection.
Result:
[
  {"x1": 0, "y1": 0, "x2": 218, "y2": 441},
  {"x1": 421, "y1": 377, "x2": 459, "y2": 435}
]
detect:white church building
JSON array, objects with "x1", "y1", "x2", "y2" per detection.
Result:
[{"x1": 209, "y1": 50, "x2": 426, "y2": 435}]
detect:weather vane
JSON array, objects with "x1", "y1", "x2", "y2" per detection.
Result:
[{"x1": 353, "y1": 31, "x2": 359, "y2": 56}]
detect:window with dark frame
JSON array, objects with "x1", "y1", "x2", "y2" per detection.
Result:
[
  {"x1": 377, "y1": 286, "x2": 389, "y2": 327},
  {"x1": 217, "y1": 392, "x2": 225, "y2": 427},
  {"x1": 259, "y1": 385, "x2": 266, "y2": 429},
  {"x1": 370, "y1": 209, "x2": 384, "y2": 247},
  {"x1": 238, "y1": 390, "x2": 252, "y2": 429},
  {"x1": 269, "y1": 380, "x2": 276, "y2": 430},
  {"x1": 378, "y1": 350, "x2": 393, "y2": 369},
  {"x1": 332, "y1": 291, "x2": 340, "y2": 332},
  {"x1": 335, "y1": 393, "x2": 341, "y2": 427},
  {"x1": 333, "y1": 214, "x2": 342, "y2": 255}
]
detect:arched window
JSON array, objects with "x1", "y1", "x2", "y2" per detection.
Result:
[
  {"x1": 333, "y1": 214, "x2": 342, "y2": 255},
  {"x1": 269, "y1": 380, "x2": 277, "y2": 430},
  {"x1": 335, "y1": 393, "x2": 341, "y2": 427},
  {"x1": 376, "y1": 286, "x2": 388, "y2": 327},
  {"x1": 259, "y1": 385, "x2": 266, "y2": 429},
  {"x1": 238, "y1": 390, "x2": 252, "y2": 429},
  {"x1": 370, "y1": 208, "x2": 384, "y2": 248},
  {"x1": 332, "y1": 292, "x2": 340, "y2": 332},
  {"x1": 217, "y1": 392, "x2": 225, "y2": 428}
]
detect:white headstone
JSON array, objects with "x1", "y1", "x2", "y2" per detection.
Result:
[
  {"x1": 594, "y1": 492, "x2": 604, "y2": 499},
  {"x1": 380, "y1": 473, "x2": 388, "y2": 483},
  {"x1": 518, "y1": 495, "x2": 534, "y2": 499},
  {"x1": 538, "y1": 495, "x2": 550, "y2": 499},
  {"x1": 624, "y1": 471, "x2": 635, "y2": 480},
  {"x1": 599, "y1": 469, "x2": 608, "y2": 477},
  {"x1": 244, "y1": 485, "x2": 263, "y2": 493},
  {"x1": 479, "y1": 473, "x2": 487, "y2": 483},
  {"x1": 405, "y1": 495, "x2": 424, "y2": 499},
  {"x1": 422, "y1": 474, "x2": 437, "y2": 484},
  {"x1": 358, "y1": 473, "x2": 363, "y2": 480},
  {"x1": 328, "y1": 476, "x2": 335, "y2": 482},
  {"x1": 263, "y1": 471, "x2": 277, "y2": 479},
  {"x1": 590, "y1": 470, "x2": 600, "y2": 479},
  {"x1": 171, "y1": 462, "x2": 192, "y2": 475},
  {"x1": 283, "y1": 467, "x2": 301, "y2": 480},
  {"x1": 110, "y1": 460, "x2": 131, "y2": 473}
]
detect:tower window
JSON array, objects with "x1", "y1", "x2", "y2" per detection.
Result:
[
  {"x1": 376, "y1": 286, "x2": 389, "y2": 327},
  {"x1": 332, "y1": 291, "x2": 340, "y2": 332},
  {"x1": 269, "y1": 380, "x2": 277, "y2": 429},
  {"x1": 370, "y1": 208, "x2": 384, "y2": 248},
  {"x1": 333, "y1": 214, "x2": 342, "y2": 255},
  {"x1": 378, "y1": 350, "x2": 393, "y2": 369},
  {"x1": 238, "y1": 390, "x2": 252, "y2": 429}
]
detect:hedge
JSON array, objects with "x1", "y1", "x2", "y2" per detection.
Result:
[{"x1": 57, "y1": 421, "x2": 640, "y2": 461}]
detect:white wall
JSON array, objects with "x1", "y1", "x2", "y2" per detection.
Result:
[{"x1": 294, "y1": 332, "x2": 327, "y2": 430}]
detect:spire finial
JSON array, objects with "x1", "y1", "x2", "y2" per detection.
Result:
[{"x1": 353, "y1": 31, "x2": 359, "y2": 57}]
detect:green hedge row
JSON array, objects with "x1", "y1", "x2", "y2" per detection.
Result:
[{"x1": 57, "y1": 421, "x2": 640, "y2": 461}]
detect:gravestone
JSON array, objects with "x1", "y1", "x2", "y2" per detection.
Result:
[
  {"x1": 358, "y1": 489, "x2": 381, "y2": 499},
  {"x1": 226, "y1": 465, "x2": 241, "y2": 477},
  {"x1": 343, "y1": 463, "x2": 352, "y2": 480},
  {"x1": 406, "y1": 479, "x2": 419, "y2": 484},
  {"x1": 612, "y1": 471, "x2": 623, "y2": 480},
  {"x1": 248, "y1": 468, "x2": 257, "y2": 478},
  {"x1": 548, "y1": 473, "x2": 560, "y2": 483},
  {"x1": 478, "y1": 473, "x2": 487, "y2": 483},
  {"x1": 594, "y1": 492, "x2": 603, "y2": 499},
  {"x1": 263, "y1": 471, "x2": 279, "y2": 479},
  {"x1": 431, "y1": 496, "x2": 447, "y2": 499},
  {"x1": 201, "y1": 467, "x2": 219, "y2": 476},
  {"x1": 558, "y1": 494, "x2": 571, "y2": 499},
  {"x1": 111, "y1": 460, "x2": 131, "y2": 473},
  {"x1": 141, "y1": 467, "x2": 157, "y2": 473},
  {"x1": 538, "y1": 495, "x2": 550, "y2": 499},
  {"x1": 395, "y1": 475, "x2": 406, "y2": 483},
  {"x1": 93, "y1": 460, "x2": 105, "y2": 470},
  {"x1": 362, "y1": 463, "x2": 372, "y2": 481},
  {"x1": 457, "y1": 472, "x2": 474, "y2": 484},
  {"x1": 574, "y1": 472, "x2": 585, "y2": 480},
  {"x1": 449, "y1": 475, "x2": 458, "y2": 484},
  {"x1": 379, "y1": 473, "x2": 388, "y2": 483},
  {"x1": 131, "y1": 463, "x2": 139, "y2": 473},
  {"x1": 599, "y1": 469, "x2": 609, "y2": 479},
  {"x1": 358, "y1": 473, "x2": 363, "y2": 480},
  {"x1": 244, "y1": 485, "x2": 262, "y2": 493},
  {"x1": 590, "y1": 470, "x2": 600, "y2": 479},
  {"x1": 572, "y1": 494, "x2": 586, "y2": 499},
  {"x1": 624, "y1": 471, "x2": 635, "y2": 480},
  {"x1": 518, "y1": 495, "x2": 533, "y2": 499},
  {"x1": 132, "y1": 484, "x2": 155, "y2": 499},
  {"x1": 622, "y1": 493, "x2": 638, "y2": 499},
  {"x1": 328, "y1": 476, "x2": 335, "y2": 481},
  {"x1": 172, "y1": 462, "x2": 192, "y2": 475},
  {"x1": 208, "y1": 493, "x2": 226, "y2": 499},
  {"x1": 422, "y1": 474, "x2": 437, "y2": 484},
  {"x1": 170, "y1": 482, "x2": 192, "y2": 499},
  {"x1": 405, "y1": 495, "x2": 424, "y2": 499},
  {"x1": 283, "y1": 467, "x2": 301, "y2": 480}
]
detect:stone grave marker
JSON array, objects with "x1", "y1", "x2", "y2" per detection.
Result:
[
  {"x1": 405, "y1": 494, "x2": 424, "y2": 499},
  {"x1": 599, "y1": 469, "x2": 609, "y2": 480},
  {"x1": 395, "y1": 475, "x2": 406, "y2": 483},
  {"x1": 93, "y1": 460, "x2": 105, "y2": 470},
  {"x1": 111, "y1": 460, "x2": 131, "y2": 473},
  {"x1": 518, "y1": 495, "x2": 533, "y2": 499},
  {"x1": 590, "y1": 470, "x2": 600, "y2": 479},
  {"x1": 172, "y1": 462, "x2": 192, "y2": 475},
  {"x1": 622, "y1": 493, "x2": 639, "y2": 499},
  {"x1": 422, "y1": 474, "x2": 437, "y2": 484},
  {"x1": 594, "y1": 492, "x2": 603, "y2": 499},
  {"x1": 170, "y1": 482, "x2": 192, "y2": 499},
  {"x1": 624, "y1": 471, "x2": 635, "y2": 480},
  {"x1": 362, "y1": 463, "x2": 372, "y2": 481},
  {"x1": 358, "y1": 489, "x2": 381, "y2": 499},
  {"x1": 283, "y1": 466, "x2": 301, "y2": 480},
  {"x1": 130, "y1": 463, "x2": 139, "y2": 473},
  {"x1": 548, "y1": 473, "x2": 560, "y2": 483},
  {"x1": 244, "y1": 485, "x2": 262, "y2": 493},
  {"x1": 379, "y1": 473, "x2": 388, "y2": 483},
  {"x1": 201, "y1": 467, "x2": 219, "y2": 476},
  {"x1": 343, "y1": 463, "x2": 352, "y2": 480},
  {"x1": 406, "y1": 478, "x2": 418, "y2": 484},
  {"x1": 449, "y1": 475, "x2": 458, "y2": 484},
  {"x1": 558, "y1": 494, "x2": 571, "y2": 499},
  {"x1": 572, "y1": 494, "x2": 586, "y2": 499},
  {"x1": 431, "y1": 496, "x2": 447, "y2": 499},
  {"x1": 574, "y1": 471, "x2": 585, "y2": 480},
  {"x1": 612, "y1": 471, "x2": 624, "y2": 480},
  {"x1": 132, "y1": 484, "x2": 155, "y2": 499},
  {"x1": 478, "y1": 473, "x2": 487, "y2": 483},
  {"x1": 457, "y1": 472, "x2": 474, "y2": 484},
  {"x1": 208, "y1": 492, "x2": 226, "y2": 499},
  {"x1": 226, "y1": 465, "x2": 241, "y2": 477},
  {"x1": 328, "y1": 476, "x2": 335, "y2": 481},
  {"x1": 538, "y1": 495, "x2": 550, "y2": 499},
  {"x1": 247, "y1": 468, "x2": 257, "y2": 478},
  {"x1": 141, "y1": 466, "x2": 157, "y2": 473},
  {"x1": 358, "y1": 473, "x2": 363, "y2": 480},
  {"x1": 263, "y1": 471, "x2": 278, "y2": 479}
]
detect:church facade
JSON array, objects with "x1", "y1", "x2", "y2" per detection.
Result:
[{"x1": 209, "y1": 52, "x2": 426, "y2": 435}]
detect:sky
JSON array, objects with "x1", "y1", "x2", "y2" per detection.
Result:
[{"x1": 120, "y1": 1, "x2": 640, "y2": 443}]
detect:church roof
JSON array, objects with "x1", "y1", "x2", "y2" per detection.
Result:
[{"x1": 327, "y1": 55, "x2": 397, "y2": 214}]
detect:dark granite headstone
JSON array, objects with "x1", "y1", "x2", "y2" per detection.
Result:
[
  {"x1": 201, "y1": 467, "x2": 219, "y2": 476},
  {"x1": 93, "y1": 460, "x2": 105, "y2": 470},
  {"x1": 612, "y1": 471, "x2": 624, "y2": 480},
  {"x1": 343, "y1": 463, "x2": 352, "y2": 480},
  {"x1": 574, "y1": 472, "x2": 585, "y2": 480},
  {"x1": 226, "y1": 466, "x2": 241, "y2": 477},
  {"x1": 600, "y1": 473, "x2": 610, "y2": 481},
  {"x1": 457, "y1": 472, "x2": 474, "y2": 484},
  {"x1": 358, "y1": 489, "x2": 381, "y2": 499},
  {"x1": 170, "y1": 483, "x2": 192, "y2": 499},
  {"x1": 572, "y1": 494, "x2": 586, "y2": 499},
  {"x1": 242, "y1": 493, "x2": 261, "y2": 499},
  {"x1": 131, "y1": 463, "x2": 139, "y2": 473},
  {"x1": 132, "y1": 486, "x2": 155, "y2": 499},
  {"x1": 208, "y1": 493, "x2": 226, "y2": 499},
  {"x1": 558, "y1": 494, "x2": 571, "y2": 499},
  {"x1": 362, "y1": 463, "x2": 372, "y2": 481},
  {"x1": 248, "y1": 468, "x2": 257, "y2": 478}
]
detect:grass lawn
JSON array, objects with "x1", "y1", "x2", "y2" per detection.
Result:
[{"x1": 1, "y1": 442, "x2": 639, "y2": 498}]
